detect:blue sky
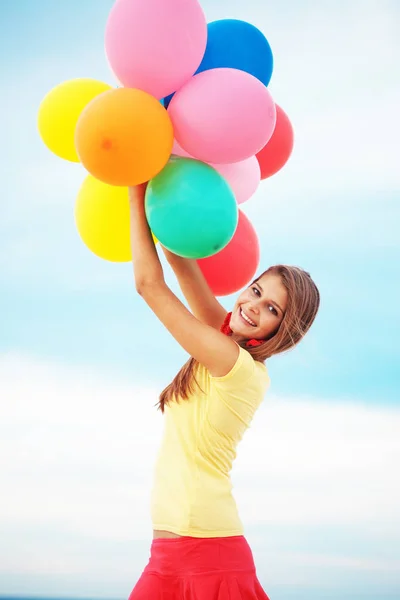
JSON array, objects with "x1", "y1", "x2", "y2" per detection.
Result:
[{"x1": 1, "y1": 1, "x2": 399, "y2": 599}]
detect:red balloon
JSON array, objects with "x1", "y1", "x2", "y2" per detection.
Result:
[
  {"x1": 256, "y1": 104, "x2": 294, "y2": 179},
  {"x1": 198, "y1": 210, "x2": 260, "y2": 296}
]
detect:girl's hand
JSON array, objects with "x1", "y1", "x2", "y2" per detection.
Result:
[{"x1": 128, "y1": 183, "x2": 147, "y2": 203}]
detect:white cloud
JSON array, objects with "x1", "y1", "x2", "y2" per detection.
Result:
[
  {"x1": 0, "y1": 352, "x2": 163, "y2": 540},
  {"x1": 234, "y1": 395, "x2": 400, "y2": 529},
  {"x1": 1, "y1": 353, "x2": 399, "y2": 594}
]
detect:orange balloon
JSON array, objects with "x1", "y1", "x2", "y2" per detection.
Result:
[{"x1": 75, "y1": 88, "x2": 174, "y2": 186}]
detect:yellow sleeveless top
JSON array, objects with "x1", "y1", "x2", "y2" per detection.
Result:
[{"x1": 151, "y1": 346, "x2": 270, "y2": 538}]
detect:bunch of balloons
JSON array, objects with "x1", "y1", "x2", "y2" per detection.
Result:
[{"x1": 38, "y1": 0, "x2": 294, "y2": 296}]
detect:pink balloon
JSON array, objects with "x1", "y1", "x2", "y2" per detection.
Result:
[
  {"x1": 216, "y1": 158, "x2": 261, "y2": 205},
  {"x1": 168, "y1": 68, "x2": 276, "y2": 164},
  {"x1": 105, "y1": 0, "x2": 207, "y2": 99},
  {"x1": 172, "y1": 139, "x2": 191, "y2": 158},
  {"x1": 198, "y1": 210, "x2": 260, "y2": 296},
  {"x1": 172, "y1": 140, "x2": 261, "y2": 204}
]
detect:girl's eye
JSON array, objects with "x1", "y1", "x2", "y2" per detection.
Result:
[{"x1": 251, "y1": 287, "x2": 278, "y2": 316}]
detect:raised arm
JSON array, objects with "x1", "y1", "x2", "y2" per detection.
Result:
[
  {"x1": 128, "y1": 185, "x2": 239, "y2": 378},
  {"x1": 161, "y1": 247, "x2": 227, "y2": 329}
]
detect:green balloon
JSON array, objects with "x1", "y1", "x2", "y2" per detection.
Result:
[{"x1": 145, "y1": 157, "x2": 238, "y2": 259}]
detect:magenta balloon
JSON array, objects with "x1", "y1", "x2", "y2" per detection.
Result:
[
  {"x1": 172, "y1": 139, "x2": 260, "y2": 204},
  {"x1": 168, "y1": 68, "x2": 276, "y2": 164},
  {"x1": 105, "y1": 0, "x2": 207, "y2": 99},
  {"x1": 198, "y1": 210, "x2": 260, "y2": 296}
]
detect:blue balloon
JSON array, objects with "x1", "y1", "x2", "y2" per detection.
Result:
[
  {"x1": 197, "y1": 19, "x2": 273, "y2": 86},
  {"x1": 163, "y1": 19, "x2": 273, "y2": 108},
  {"x1": 163, "y1": 93, "x2": 173, "y2": 108}
]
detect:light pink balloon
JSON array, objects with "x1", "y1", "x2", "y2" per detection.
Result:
[
  {"x1": 172, "y1": 139, "x2": 192, "y2": 158},
  {"x1": 216, "y1": 158, "x2": 261, "y2": 204},
  {"x1": 168, "y1": 68, "x2": 276, "y2": 164},
  {"x1": 172, "y1": 140, "x2": 261, "y2": 204},
  {"x1": 105, "y1": 0, "x2": 207, "y2": 100}
]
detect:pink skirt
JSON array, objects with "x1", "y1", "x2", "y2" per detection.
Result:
[{"x1": 128, "y1": 535, "x2": 270, "y2": 599}]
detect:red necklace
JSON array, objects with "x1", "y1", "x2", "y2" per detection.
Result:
[{"x1": 220, "y1": 312, "x2": 264, "y2": 348}]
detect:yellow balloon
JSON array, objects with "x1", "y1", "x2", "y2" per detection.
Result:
[
  {"x1": 38, "y1": 78, "x2": 112, "y2": 162},
  {"x1": 75, "y1": 176, "x2": 158, "y2": 262}
]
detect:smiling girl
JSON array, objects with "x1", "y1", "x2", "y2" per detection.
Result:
[{"x1": 127, "y1": 184, "x2": 320, "y2": 599}]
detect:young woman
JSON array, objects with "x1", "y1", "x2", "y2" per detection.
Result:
[{"x1": 128, "y1": 184, "x2": 320, "y2": 599}]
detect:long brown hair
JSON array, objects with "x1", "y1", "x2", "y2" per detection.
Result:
[{"x1": 157, "y1": 265, "x2": 320, "y2": 412}]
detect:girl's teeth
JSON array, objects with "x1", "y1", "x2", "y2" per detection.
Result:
[{"x1": 241, "y1": 309, "x2": 256, "y2": 326}]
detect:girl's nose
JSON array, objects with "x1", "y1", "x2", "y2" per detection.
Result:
[{"x1": 248, "y1": 303, "x2": 260, "y2": 315}]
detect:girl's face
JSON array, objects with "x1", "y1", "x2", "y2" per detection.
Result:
[{"x1": 230, "y1": 273, "x2": 288, "y2": 341}]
